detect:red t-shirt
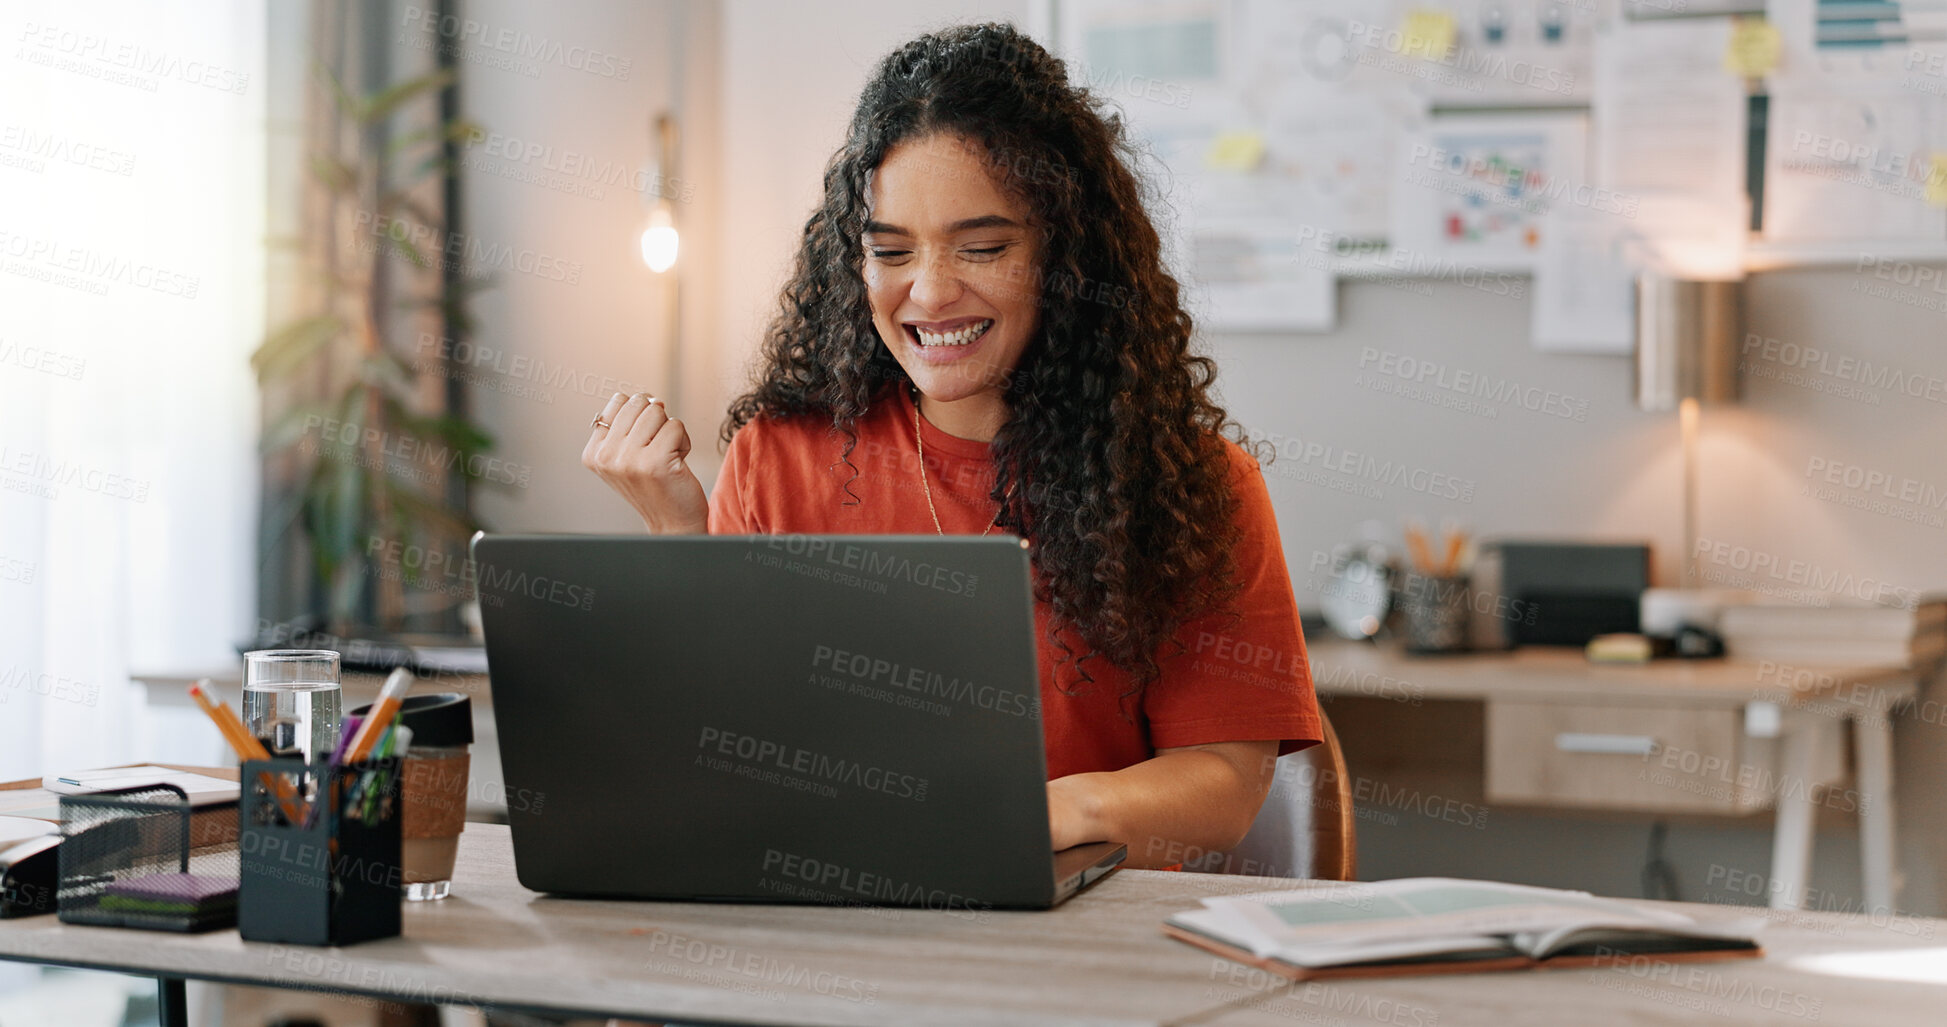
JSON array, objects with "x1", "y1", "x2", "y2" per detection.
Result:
[{"x1": 708, "y1": 387, "x2": 1320, "y2": 780}]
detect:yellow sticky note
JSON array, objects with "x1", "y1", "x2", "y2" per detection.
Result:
[
  {"x1": 1925, "y1": 154, "x2": 1947, "y2": 208},
  {"x1": 1205, "y1": 131, "x2": 1265, "y2": 171},
  {"x1": 1401, "y1": 9, "x2": 1456, "y2": 60},
  {"x1": 1724, "y1": 17, "x2": 1782, "y2": 78}
]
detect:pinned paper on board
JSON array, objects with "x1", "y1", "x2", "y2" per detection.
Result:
[
  {"x1": 1724, "y1": 17, "x2": 1783, "y2": 78},
  {"x1": 1532, "y1": 206, "x2": 1637, "y2": 354},
  {"x1": 1595, "y1": 19, "x2": 1746, "y2": 199},
  {"x1": 1205, "y1": 131, "x2": 1266, "y2": 171},
  {"x1": 1390, "y1": 113, "x2": 1590, "y2": 270},
  {"x1": 1177, "y1": 139, "x2": 1338, "y2": 333},
  {"x1": 1401, "y1": 9, "x2": 1457, "y2": 60},
  {"x1": 1763, "y1": 88, "x2": 1947, "y2": 241}
]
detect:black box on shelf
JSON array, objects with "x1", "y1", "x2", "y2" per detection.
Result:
[{"x1": 1499, "y1": 542, "x2": 1651, "y2": 647}]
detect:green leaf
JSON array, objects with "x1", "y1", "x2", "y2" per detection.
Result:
[
  {"x1": 362, "y1": 349, "x2": 418, "y2": 395},
  {"x1": 360, "y1": 69, "x2": 455, "y2": 125},
  {"x1": 386, "y1": 395, "x2": 494, "y2": 458},
  {"x1": 389, "y1": 479, "x2": 479, "y2": 537},
  {"x1": 326, "y1": 440, "x2": 365, "y2": 575},
  {"x1": 382, "y1": 232, "x2": 431, "y2": 270},
  {"x1": 383, "y1": 118, "x2": 486, "y2": 160},
  {"x1": 308, "y1": 154, "x2": 357, "y2": 193},
  {"x1": 258, "y1": 483, "x2": 308, "y2": 557},
  {"x1": 260, "y1": 401, "x2": 333, "y2": 456},
  {"x1": 447, "y1": 119, "x2": 488, "y2": 146},
  {"x1": 251, "y1": 315, "x2": 344, "y2": 383},
  {"x1": 327, "y1": 562, "x2": 365, "y2": 629},
  {"x1": 313, "y1": 62, "x2": 358, "y2": 120},
  {"x1": 378, "y1": 192, "x2": 442, "y2": 230}
]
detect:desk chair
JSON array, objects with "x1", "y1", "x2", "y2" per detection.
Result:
[{"x1": 1188, "y1": 707, "x2": 1357, "y2": 881}]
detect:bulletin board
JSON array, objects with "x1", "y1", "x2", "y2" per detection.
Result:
[{"x1": 1048, "y1": 0, "x2": 1947, "y2": 347}]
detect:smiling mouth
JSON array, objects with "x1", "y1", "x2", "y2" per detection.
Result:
[{"x1": 905, "y1": 319, "x2": 994, "y2": 348}]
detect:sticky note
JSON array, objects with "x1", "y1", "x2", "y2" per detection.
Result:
[
  {"x1": 1926, "y1": 154, "x2": 1947, "y2": 208},
  {"x1": 1724, "y1": 17, "x2": 1781, "y2": 78},
  {"x1": 1205, "y1": 131, "x2": 1265, "y2": 171},
  {"x1": 1401, "y1": 9, "x2": 1456, "y2": 60}
]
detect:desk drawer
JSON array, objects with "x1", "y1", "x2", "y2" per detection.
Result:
[{"x1": 1485, "y1": 701, "x2": 1753, "y2": 813}]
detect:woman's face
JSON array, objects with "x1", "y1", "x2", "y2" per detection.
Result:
[{"x1": 862, "y1": 132, "x2": 1041, "y2": 406}]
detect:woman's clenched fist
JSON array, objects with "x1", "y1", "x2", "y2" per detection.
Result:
[{"x1": 582, "y1": 391, "x2": 709, "y2": 535}]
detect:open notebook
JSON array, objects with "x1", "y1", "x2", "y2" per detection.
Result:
[{"x1": 1165, "y1": 878, "x2": 1763, "y2": 981}]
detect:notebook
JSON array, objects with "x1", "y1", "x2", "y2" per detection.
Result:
[
  {"x1": 42, "y1": 765, "x2": 240, "y2": 805},
  {"x1": 1165, "y1": 878, "x2": 1762, "y2": 981}
]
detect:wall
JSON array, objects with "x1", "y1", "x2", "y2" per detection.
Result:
[
  {"x1": 455, "y1": 0, "x2": 695, "y2": 535},
  {"x1": 1215, "y1": 267, "x2": 1947, "y2": 614},
  {"x1": 458, "y1": 0, "x2": 1947, "y2": 912}
]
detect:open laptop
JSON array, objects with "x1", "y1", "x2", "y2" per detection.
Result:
[{"x1": 470, "y1": 533, "x2": 1125, "y2": 910}]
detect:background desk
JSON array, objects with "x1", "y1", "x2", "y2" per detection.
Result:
[
  {"x1": 1307, "y1": 640, "x2": 1921, "y2": 913},
  {"x1": 3, "y1": 826, "x2": 1947, "y2": 1026}
]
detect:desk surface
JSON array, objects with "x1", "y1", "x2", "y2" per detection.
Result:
[
  {"x1": 3, "y1": 825, "x2": 1945, "y2": 1025},
  {"x1": 1305, "y1": 638, "x2": 1917, "y2": 708}
]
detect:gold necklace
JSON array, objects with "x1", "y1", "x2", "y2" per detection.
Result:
[{"x1": 912, "y1": 389, "x2": 1001, "y2": 536}]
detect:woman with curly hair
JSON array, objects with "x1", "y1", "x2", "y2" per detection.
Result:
[{"x1": 582, "y1": 22, "x2": 1318, "y2": 867}]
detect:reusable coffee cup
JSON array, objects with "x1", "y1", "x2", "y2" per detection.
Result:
[{"x1": 350, "y1": 692, "x2": 472, "y2": 900}]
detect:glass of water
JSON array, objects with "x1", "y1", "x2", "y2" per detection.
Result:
[{"x1": 242, "y1": 650, "x2": 343, "y2": 764}]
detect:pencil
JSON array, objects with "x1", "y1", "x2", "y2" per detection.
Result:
[
  {"x1": 1440, "y1": 531, "x2": 1465, "y2": 577},
  {"x1": 188, "y1": 680, "x2": 303, "y2": 823},
  {"x1": 188, "y1": 680, "x2": 268, "y2": 762},
  {"x1": 344, "y1": 668, "x2": 414, "y2": 764},
  {"x1": 1404, "y1": 520, "x2": 1435, "y2": 575}
]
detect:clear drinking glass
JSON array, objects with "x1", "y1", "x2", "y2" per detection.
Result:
[{"x1": 242, "y1": 650, "x2": 343, "y2": 763}]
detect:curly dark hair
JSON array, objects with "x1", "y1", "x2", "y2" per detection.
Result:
[{"x1": 724, "y1": 22, "x2": 1253, "y2": 699}]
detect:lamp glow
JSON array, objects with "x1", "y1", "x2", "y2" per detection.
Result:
[{"x1": 639, "y1": 202, "x2": 678, "y2": 273}]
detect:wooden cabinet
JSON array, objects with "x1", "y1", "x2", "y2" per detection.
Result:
[{"x1": 1484, "y1": 701, "x2": 1762, "y2": 813}]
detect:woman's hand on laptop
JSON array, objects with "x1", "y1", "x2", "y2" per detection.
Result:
[
  {"x1": 584, "y1": 391, "x2": 709, "y2": 534},
  {"x1": 1046, "y1": 777, "x2": 1099, "y2": 852}
]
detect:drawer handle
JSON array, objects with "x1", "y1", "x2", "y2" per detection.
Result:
[{"x1": 1554, "y1": 732, "x2": 1658, "y2": 755}]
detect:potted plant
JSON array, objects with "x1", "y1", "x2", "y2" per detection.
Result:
[{"x1": 254, "y1": 66, "x2": 493, "y2": 637}]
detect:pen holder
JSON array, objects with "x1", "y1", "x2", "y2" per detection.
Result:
[
  {"x1": 1398, "y1": 572, "x2": 1472, "y2": 654},
  {"x1": 56, "y1": 785, "x2": 241, "y2": 932},
  {"x1": 238, "y1": 757, "x2": 402, "y2": 946}
]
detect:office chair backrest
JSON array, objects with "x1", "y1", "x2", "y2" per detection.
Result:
[{"x1": 1187, "y1": 705, "x2": 1357, "y2": 881}]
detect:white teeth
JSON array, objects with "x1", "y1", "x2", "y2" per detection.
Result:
[{"x1": 913, "y1": 319, "x2": 993, "y2": 347}]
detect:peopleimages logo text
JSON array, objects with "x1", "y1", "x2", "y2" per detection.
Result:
[
  {"x1": 698, "y1": 727, "x2": 928, "y2": 801},
  {"x1": 761, "y1": 849, "x2": 985, "y2": 916},
  {"x1": 760, "y1": 536, "x2": 979, "y2": 597},
  {"x1": 400, "y1": 6, "x2": 632, "y2": 80},
  {"x1": 811, "y1": 645, "x2": 1033, "y2": 717}
]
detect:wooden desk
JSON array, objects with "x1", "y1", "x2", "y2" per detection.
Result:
[
  {"x1": 3, "y1": 825, "x2": 1944, "y2": 1026},
  {"x1": 1306, "y1": 639, "x2": 1922, "y2": 913}
]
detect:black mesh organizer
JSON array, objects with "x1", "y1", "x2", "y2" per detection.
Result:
[{"x1": 56, "y1": 785, "x2": 240, "y2": 932}]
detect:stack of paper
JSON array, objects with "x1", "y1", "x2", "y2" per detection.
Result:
[{"x1": 1719, "y1": 600, "x2": 1947, "y2": 667}]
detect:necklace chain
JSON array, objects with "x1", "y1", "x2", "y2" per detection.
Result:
[{"x1": 913, "y1": 389, "x2": 1000, "y2": 537}]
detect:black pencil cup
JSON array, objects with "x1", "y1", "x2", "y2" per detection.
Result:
[{"x1": 238, "y1": 757, "x2": 403, "y2": 946}]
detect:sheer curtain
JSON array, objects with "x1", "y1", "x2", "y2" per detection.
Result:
[{"x1": 0, "y1": 0, "x2": 264, "y2": 781}]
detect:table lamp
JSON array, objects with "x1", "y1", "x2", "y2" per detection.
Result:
[{"x1": 1634, "y1": 274, "x2": 1743, "y2": 588}]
